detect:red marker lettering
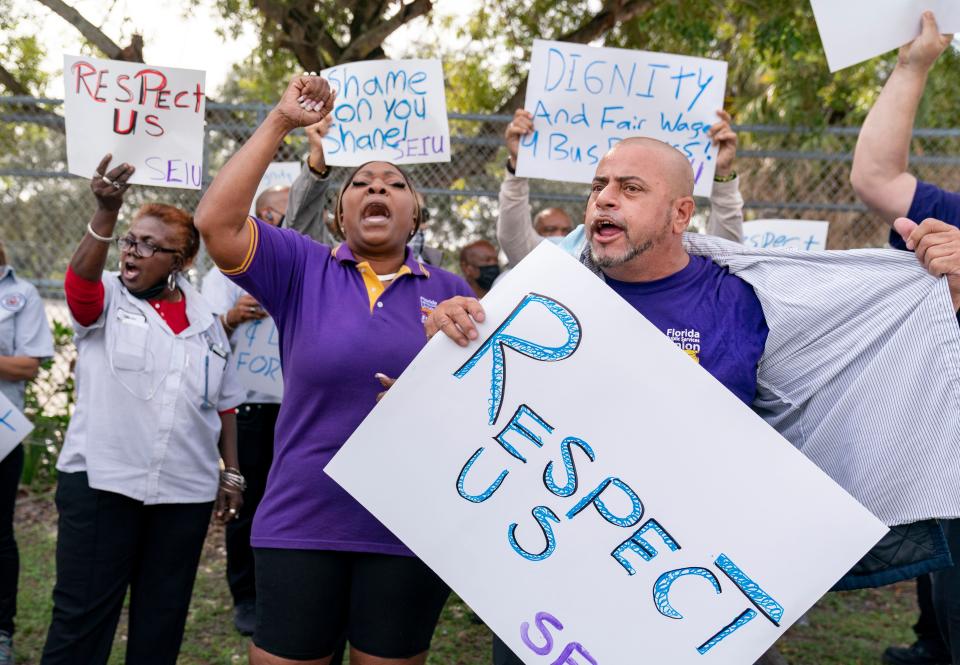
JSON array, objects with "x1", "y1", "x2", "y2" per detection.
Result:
[
  {"x1": 113, "y1": 109, "x2": 137, "y2": 135},
  {"x1": 192, "y1": 83, "x2": 205, "y2": 113},
  {"x1": 173, "y1": 91, "x2": 191, "y2": 109},
  {"x1": 71, "y1": 61, "x2": 107, "y2": 102},
  {"x1": 144, "y1": 114, "x2": 165, "y2": 137},
  {"x1": 134, "y1": 69, "x2": 168, "y2": 106},
  {"x1": 115, "y1": 75, "x2": 133, "y2": 103}
]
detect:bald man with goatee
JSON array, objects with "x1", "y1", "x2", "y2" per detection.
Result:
[{"x1": 428, "y1": 136, "x2": 960, "y2": 665}]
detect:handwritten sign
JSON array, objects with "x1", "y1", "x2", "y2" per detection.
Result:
[
  {"x1": 232, "y1": 319, "x2": 283, "y2": 398},
  {"x1": 63, "y1": 55, "x2": 206, "y2": 189},
  {"x1": 327, "y1": 242, "x2": 887, "y2": 664},
  {"x1": 0, "y1": 392, "x2": 33, "y2": 462},
  {"x1": 742, "y1": 220, "x2": 829, "y2": 251},
  {"x1": 250, "y1": 161, "x2": 299, "y2": 216},
  {"x1": 810, "y1": 1, "x2": 960, "y2": 72},
  {"x1": 320, "y1": 59, "x2": 450, "y2": 165},
  {"x1": 516, "y1": 41, "x2": 727, "y2": 197}
]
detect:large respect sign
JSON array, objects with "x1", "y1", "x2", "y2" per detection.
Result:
[
  {"x1": 327, "y1": 242, "x2": 887, "y2": 664},
  {"x1": 516, "y1": 40, "x2": 727, "y2": 197},
  {"x1": 63, "y1": 55, "x2": 206, "y2": 190},
  {"x1": 320, "y1": 59, "x2": 450, "y2": 165}
]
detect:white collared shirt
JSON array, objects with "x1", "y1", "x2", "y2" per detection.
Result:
[
  {"x1": 0, "y1": 265, "x2": 54, "y2": 410},
  {"x1": 57, "y1": 272, "x2": 245, "y2": 504}
]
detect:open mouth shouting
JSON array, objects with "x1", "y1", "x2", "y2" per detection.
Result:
[
  {"x1": 361, "y1": 200, "x2": 392, "y2": 225},
  {"x1": 590, "y1": 215, "x2": 626, "y2": 245},
  {"x1": 121, "y1": 259, "x2": 142, "y2": 282}
]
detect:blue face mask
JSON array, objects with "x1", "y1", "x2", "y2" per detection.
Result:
[{"x1": 545, "y1": 236, "x2": 565, "y2": 245}]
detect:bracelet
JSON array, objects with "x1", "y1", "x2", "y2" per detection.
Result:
[
  {"x1": 713, "y1": 171, "x2": 737, "y2": 183},
  {"x1": 219, "y1": 313, "x2": 235, "y2": 334},
  {"x1": 86, "y1": 222, "x2": 115, "y2": 243},
  {"x1": 220, "y1": 467, "x2": 247, "y2": 493},
  {"x1": 307, "y1": 156, "x2": 330, "y2": 179}
]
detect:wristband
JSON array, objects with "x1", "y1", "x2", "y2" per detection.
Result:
[
  {"x1": 307, "y1": 156, "x2": 330, "y2": 179},
  {"x1": 86, "y1": 222, "x2": 115, "y2": 243},
  {"x1": 713, "y1": 171, "x2": 737, "y2": 183}
]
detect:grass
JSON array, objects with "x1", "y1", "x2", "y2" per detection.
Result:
[{"x1": 11, "y1": 488, "x2": 917, "y2": 664}]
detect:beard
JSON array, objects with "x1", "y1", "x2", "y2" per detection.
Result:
[{"x1": 589, "y1": 209, "x2": 672, "y2": 269}]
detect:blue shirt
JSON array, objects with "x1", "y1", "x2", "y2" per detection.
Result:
[
  {"x1": 0, "y1": 265, "x2": 54, "y2": 410},
  {"x1": 604, "y1": 255, "x2": 769, "y2": 405},
  {"x1": 889, "y1": 180, "x2": 960, "y2": 250}
]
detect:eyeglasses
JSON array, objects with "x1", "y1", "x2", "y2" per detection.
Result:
[{"x1": 116, "y1": 235, "x2": 180, "y2": 259}]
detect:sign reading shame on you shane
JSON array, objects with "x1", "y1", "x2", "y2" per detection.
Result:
[
  {"x1": 516, "y1": 40, "x2": 727, "y2": 197},
  {"x1": 326, "y1": 242, "x2": 888, "y2": 664},
  {"x1": 321, "y1": 59, "x2": 450, "y2": 166},
  {"x1": 63, "y1": 55, "x2": 206, "y2": 190}
]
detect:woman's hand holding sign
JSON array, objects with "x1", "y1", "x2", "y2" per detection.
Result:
[{"x1": 425, "y1": 296, "x2": 486, "y2": 346}]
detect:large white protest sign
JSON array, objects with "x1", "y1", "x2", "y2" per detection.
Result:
[
  {"x1": 516, "y1": 40, "x2": 727, "y2": 197},
  {"x1": 0, "y1": 392, "x2": 33, "y2": 462},
  {"x1": 250, "y1": 161, "x2": 300, "y2": 216},
  {"x1": 232, "y1": 319, "x2": 283, "y2": 398},
  {"x1": 742, "y1": 220, "x2": 829, "y2": 251},
  {"x1": 320, "y1": 59, "x2": 450, "y2": 166},
  {"x1": 63, "y1": 55, "x2": 206, "y2": 189},
  {"x1": 810, "y1": 1, "x2": 960, "y2": 72},
  {"x1": 327, "y1": 242, "x2": 887, "y2": 664}
]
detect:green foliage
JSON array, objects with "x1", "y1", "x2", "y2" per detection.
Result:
[
  {"x1": 21, "y1": 319, "x2": 75, "y2": 487},
  {"x1": 0, "y1": 0, "x2": 49, "y2": 94}
]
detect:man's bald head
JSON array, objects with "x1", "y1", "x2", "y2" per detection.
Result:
[
  {"x1": 255, "y1": 186, "x2": 290, "y2": 225},
  {"x1": 605, "y1": 137, "x2": 694, "y2": 199}
]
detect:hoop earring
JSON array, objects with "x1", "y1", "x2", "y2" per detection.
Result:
[{"x1": 167, "y1": 271, "x2": 177, "y2": 291}]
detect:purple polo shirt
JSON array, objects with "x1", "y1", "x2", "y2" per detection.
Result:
[
  {"x1": 227, "y1": 218, "x2": 473, "y2": 554},
  {"x1": 605, "y1": 255, "x2": 768, "y2": 405}
]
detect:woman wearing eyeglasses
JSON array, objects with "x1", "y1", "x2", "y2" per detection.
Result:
[{"x1": 40, "y1": 154, "x2": 246, "y2": 665}]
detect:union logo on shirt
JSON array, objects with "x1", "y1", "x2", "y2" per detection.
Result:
[
  {"x1": 1, "y1": 292, "x2": 25, "y2": 313},
  {"x1": 666, "y1": 326, "x2": 701, "y2": 364},
  {"x1": 420, "y1": 296, "x2": 438, "y2": 323}
]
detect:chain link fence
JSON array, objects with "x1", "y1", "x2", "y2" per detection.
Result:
[
  {"x1": 2, "y1": 96, "x2": 960, "y2": 472},
  {"x1": 5, "y1": 96, "x2": 960, "y2": 299}
]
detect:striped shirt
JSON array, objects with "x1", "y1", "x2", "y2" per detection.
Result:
[{"x1": 564, "y1": 227, "x2": 960, "y2": 527}]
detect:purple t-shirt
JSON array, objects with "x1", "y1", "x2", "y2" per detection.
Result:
[
  {"x1": 605, "y1": 255, "x2": 768, "y2": 404},
  {"x1": 228, "y1": 218, "x2": 474, "y2": 554},
  {"x1": 889, "y1": 180, "x2": 960, "y2": 250}
]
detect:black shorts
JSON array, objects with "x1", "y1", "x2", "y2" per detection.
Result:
[{"x1": 253, "y1": 548, "x2": 451, "y2": 660}]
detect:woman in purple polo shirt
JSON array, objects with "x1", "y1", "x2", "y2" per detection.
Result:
[{"x1": 194, "y1": 75, "x2": 474, "y2": 665}]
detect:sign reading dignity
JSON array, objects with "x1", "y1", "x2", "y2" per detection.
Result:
[
  {"x1": 320, "y1": 59, "x2": 450, "y2": 166},
  {"x1": 63, "y1": 55, "x2": 206, "y2": 190},
  {"x1": 742, "y1": 220, "x2": 830, "y2": 251},
  {"x1": 810, "y1": 0, "x2": 960, "y2": 72},
  {"x1": 516, "y1": 40, "x2": 727, "y2": 197},
  {"x1": 327, "y1": 243, "x2": 887, "y2": 664},
  {"x1": 0, "y1": 392, "x2": 33, "y2": 463}
]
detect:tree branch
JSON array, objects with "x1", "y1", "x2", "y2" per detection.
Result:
[
  {"x1": 0, "y1": 63, "x2": 31, "y2": 96},
  {"x1": 495, "y1": 0, "x2": 654, "y2": 115},
  {"x1": 340, "y1": 0, "x2": 433, "y2": 62},
  {"x1": 35, "y1": 0, "x2": 126, "y2": 59}
]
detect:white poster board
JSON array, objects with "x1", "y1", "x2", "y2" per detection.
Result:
[
  {"x1": 320, "y1": 59, "x2": 450, "y2": 165},
  {"x1": 250, "y1": 161, "x2": 300, "y2": 216},
  {"x1": 810, "y1": 1, "x2": 960, "y2": 72},
  {"x1": 232, "y1": 319, "x2": 283, "y2": 398},
  {"x1": 516, "y1": 40, "x2": 727, "y2": 197},
  {"x1": 327, "y1": 242, "x2": 887, "y2": 665},
  {"x1": 742, "y1": 220, "x2": 829, "y2": 251},
  {"x1": 63, "y1": 55, "x2": 207, "y2": 189},
  {"x1": 0, "y1": 392, "x2": 33, "y2": 462}
]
